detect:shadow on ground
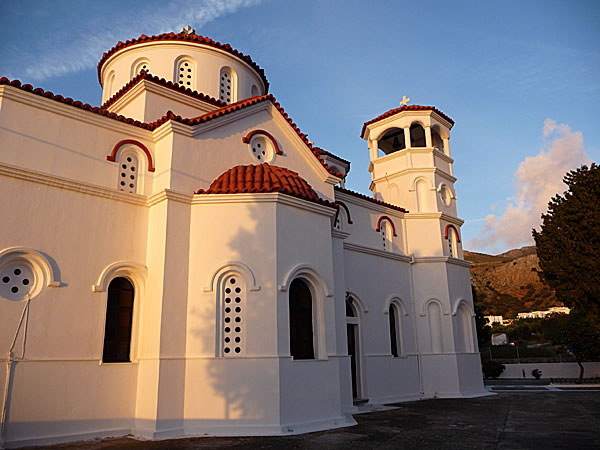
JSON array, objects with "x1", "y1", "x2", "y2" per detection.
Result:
[{"x1": 23, "y1": 392, "x2": 600, "y2": 449}]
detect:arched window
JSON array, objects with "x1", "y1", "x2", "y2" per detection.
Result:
[
  {"x1": 289, "y1": 278, "x2": 314, "y2": 359},
  {"x1": 389, "y1": 304, "x2": 401, "y2": 357},
  {"x1": 117, "y1": 151, "x2": 139, "y2": 193},
  {"x1": 334, "y1": 207, "x2": 347, "y2": 231},
  {"x1": 446, "y1": 225, "x2": 460, "y2": 258},
  {"x1": 219, "y1": 67, "x2": 235, "y2": 104},
  {"x1": 132, "y1": 59, "x2": 150, "y2": 78},
  {"x1": 456, "y1": 304, "x2": 474, "y2": 353},
  {"x1": 427, "y1": 301, "x2": 443, "y2": 354},
  {"x1": 380, "y1": 220, "x2": 393, "y2": 251},
  {"x1": 248, "y1": 134, "x2": 273, "y2": 162},
  {"x1": 251, "y1": 85, "x2": 259, "y2": 97},
  {"x1": 410, "y1": 124, "x2": 426, "y2": 147},
  {"x1": 220, "y1": 274, "x2": 245, "y2": 356},
  {"x1": 102, "y1": 277, "x2": 134, "y2": 363},
  {"x1": 175, "y1": 58, "x2": 194, "y2": 89},
  {"x1": 106, "y1": 71, "x2": 116, "y2": 99}
]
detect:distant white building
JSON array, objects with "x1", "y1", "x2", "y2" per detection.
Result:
[
  {"x1": 0, "y1": 28, "x2": 487, "y2": 448},
  {"x1": 491, "y1": 333, "x2": 508, "y2": 346},
  {"x1": 517, "y1": 307, "x2": 570, "y2": 320},
  {"x1": 485, "y1": 315, "x2": 504, "y2": 325}
]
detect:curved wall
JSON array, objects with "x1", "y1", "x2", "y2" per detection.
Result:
[{"x1": 100, "y1": 42, "x2": 266, "y2": 104}]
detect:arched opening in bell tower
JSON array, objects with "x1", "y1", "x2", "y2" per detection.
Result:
[
  {"x1": 431, "y1": 125, "x2": 444, "y2": 152},
  {"x1": 377, "y1": 127, "x2": 406, "y2": 156},
  {"x1": 410, "y1": 123, "x2": 426, "y2": 147}
]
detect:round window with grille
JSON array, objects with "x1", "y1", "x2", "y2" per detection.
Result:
[{"x1": 0, "y1": 260, "x2": 36, "y2": 301}]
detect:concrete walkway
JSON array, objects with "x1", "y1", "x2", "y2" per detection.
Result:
[{"x1": 22, "y1": 391, "x2": 600, "y2": 449}]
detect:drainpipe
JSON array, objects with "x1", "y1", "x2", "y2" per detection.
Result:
[{"x1": 0, "y1": 296, "x2": 30, "y2": 449}]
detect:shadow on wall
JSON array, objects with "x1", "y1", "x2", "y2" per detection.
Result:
[{"x1": 189, "y1": 202, "x2": 277, "y2": 422}]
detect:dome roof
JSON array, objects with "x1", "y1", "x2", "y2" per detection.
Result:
[
  {"x1": 196, "y1": 163, "x2": 334, "y2": 208},
  {"x1": 97, "y1": 31, "x2": 269, "y2": 91}
]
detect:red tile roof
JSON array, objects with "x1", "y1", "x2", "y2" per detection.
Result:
[
  {"x1": 361, "y1": 105, "x2": 454, "y2": 138},
  {"x1": 195, "y1": 163, "x2": 335, "y2": 208},
  {"x1": 101, "y1": 70, "x2": 226, "y2": 110},
  {"x1": 0, "y1": 77, "x2": 152, "y2": 129},
  {"x1": 148, "y1": 95, "x2": 346, "y2": 179},
  {"x1": 313, "y1": 146, "x2": 351, "y2": 166},
  {"x1": 97, "y1": 32, "x2": 269, "y2": 92},
  {"x1": 0, "y1": 77, "x2": 345, "y2": 179},
  {"x1": 334, "y1": 186, "x2": 408, "y2": 213}
]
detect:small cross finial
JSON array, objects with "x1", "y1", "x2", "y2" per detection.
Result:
[
  {"x1": 400, "y1": 95, "x2": 411, "y2": 106},
  {"x1": 180, "y1": 25, "x2": 196, "y2": 35}
]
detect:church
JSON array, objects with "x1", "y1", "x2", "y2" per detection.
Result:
[{"x1": 0, "y1": 27, "x2": 486, "y2": 448}]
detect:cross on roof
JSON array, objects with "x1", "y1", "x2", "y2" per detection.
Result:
[
  {"x1": 400, "y1": 95, "x2": 411, "y2": 106},
  {"x1": 180, "y1": 25, "x2": 196, "y2": 35}
]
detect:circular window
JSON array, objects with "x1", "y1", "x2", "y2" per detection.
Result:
[
  {"x1": 0, "y1": 260, "x2": 36, "y2": 301},
  {"x1": 440, "y1": 185, "x2": 452, "y2": 207},
  {"x1": 248, "y1": 135, "x2": 275, "y2": 163}
]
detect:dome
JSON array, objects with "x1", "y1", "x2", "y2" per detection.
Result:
[
  {"x1": 196, "y1": 163, "x2": 334, "y2": 207},
  {"x1": 98, "y1": 31, "x2": 269, "y2": 105}
]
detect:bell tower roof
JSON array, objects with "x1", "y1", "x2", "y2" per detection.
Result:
[{"x1": 361, "y1": 105, "x2": 454, "y2": 139}]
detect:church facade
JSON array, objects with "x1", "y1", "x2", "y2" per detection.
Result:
[{"x1": 0, "y1": 29, "x2": 486, "y2": 448}]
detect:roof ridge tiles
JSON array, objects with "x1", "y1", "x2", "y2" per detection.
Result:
[
  {"x1": 101, "y1": 70, "x2": 226, "y2": 110},
  {"x1": 97, "y1": 32, "x2": 269, "y2": 92},
  {"x1": 334, "y1": 186, "x2": 408, "y2": 213},
  {"x1": 195, "y1": 163, "x2": 335, "y2": 209},
  {"x1": 0, "y1": 77, "x2": 152, "y2": 130},
  {"x1": 360, "y1": 105, "x2": 454, "y2": 138}
]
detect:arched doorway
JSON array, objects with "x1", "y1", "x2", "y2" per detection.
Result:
[{"x1": 345, "y1": 295, "x2": 364, "y2": 402}]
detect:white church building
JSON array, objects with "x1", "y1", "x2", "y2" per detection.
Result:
[{"x1": 0, "y1": 28, "x2": 486, "y2": 448}]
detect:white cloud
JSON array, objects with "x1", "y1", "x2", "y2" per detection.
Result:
[
  {"x1": 5, "y1": 0, "x2": 262, "y2": 81},
  {"x1": 467, "y1": 119, "x2": 591, "y2": 253}
]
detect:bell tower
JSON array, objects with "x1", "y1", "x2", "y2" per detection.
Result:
[{"x1": 360, "y1": 100, "x2": 463, "y2": 258}]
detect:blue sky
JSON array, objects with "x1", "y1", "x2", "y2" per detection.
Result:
[{"x1": 1, "y1": 0, "x2": 598, "y2": 254}]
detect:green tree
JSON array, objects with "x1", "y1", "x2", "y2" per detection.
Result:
[
  {"x1": 550, "y1": 311, "x2": 600, "y2": 383},
  {"x1": 532, "y1": 163, "x2": 600, "y2": 316}
]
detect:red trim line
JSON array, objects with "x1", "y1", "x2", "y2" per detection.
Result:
[
  {"x1": 444, "y1": 224, "x2": 461, "y2": 242},
  {"x1": 334, "y1": 201, "x2": 353, "y2": 224},
  {"x1": 361, "y1": 105, "x2": 454, "y2": 138},
  {"x1": 376, "y1": 215, "x2": 398, "y2": 237},
  {"x1": 101, "y1": 70, "x2": 225, "y2": 110},
  {"x1": 97, "y1": 32, "x2": 269, "y2": 92},
  {"x1": 335, "y1": 187, "x2": 408, "y2": 213},
  {"x1": 242, "y1": 129, "x2": 283, "y2": 155},
  {"x1": 107, "y1": 139, "x2": 155, "y2": 172}
]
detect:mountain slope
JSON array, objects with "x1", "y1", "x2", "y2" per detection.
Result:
[{"x1": 464, "y1": 246, "x2": 562, "y2": 318}]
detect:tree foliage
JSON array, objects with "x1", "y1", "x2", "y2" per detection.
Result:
[
  {"x1": 472, "y1": 284, "x2": 491, "y2": 347},
  {"x1": 549, "y1": 311, "x2": 600, "y2": 382},
  {"x1": 532, "y1": 164, "x2": 600, "y2": 316}
]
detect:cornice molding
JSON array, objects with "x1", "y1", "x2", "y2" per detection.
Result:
[
  {"x1": 335, "y1": 190, "x2": 406, "y2": 217},
  {"x1": 147, "y1": 189, "x2": 194, "y2": 207},
  {"x1": 371, "y1": 166, "x2": 457, "y2": 185},
  {"x1": 0, "y1": 85, "x2": 151, "y2": 140},
  {"x1": 0, "y1": 161, "x2": 147, "y2": 206},
  {"x1": 405, "y1": 212, "x2": 464, "y2": 226},
  {"x1": 343, "y1": 242, "x2": 411, "y2": 262},
  {"x1": 192, "y1": 192, "x2": 336, "y2": 217},
  {"x1": 331, "y1": 229, "x2": 351, "y2": 240},
  {"x1": 413, "y1": 256, "x2": 472, "y2": 268}
]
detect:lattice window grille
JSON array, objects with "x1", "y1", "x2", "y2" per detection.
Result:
[{"x1": 222, "y1": 276, "x2": 244, "y2": 356}]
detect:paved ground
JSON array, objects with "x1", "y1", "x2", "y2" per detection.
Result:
[{"x1": 23, "y1": 390, "x2": 600, "y2": 450}]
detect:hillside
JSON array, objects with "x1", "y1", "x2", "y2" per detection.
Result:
[{"x1": 464, "y1": 246, "x2": 562, "y2": 318}]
